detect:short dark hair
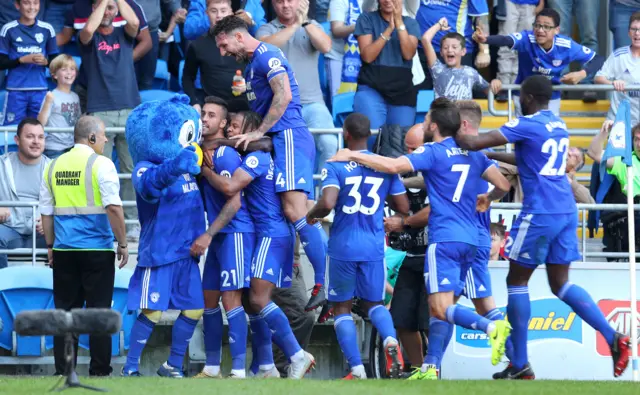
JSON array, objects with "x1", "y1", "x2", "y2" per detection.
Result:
[
  {"x1": 490, "y1": 223, "x2": 506, "y2": 239},
  {"x1": 235, "y1": 111, "x2": 262, "y2": 135},
  {"x1": 16, "y1": 117, "x2": 42, "y2": 137},
  {"x1": 203, "y1": 96, "x2": 229, "y2": 119},
  {"x1": 455, "y1": 100, "x2": 482, "y2": 129},
  {"x1": 630, "y1": 11, "x2": 640, "y2": 29},
  {"x1": 343, "y1": 113, "x2": 371, "y2": 140},
  {"x1": 429, "y1": 97, "x2": 460, "y2": 138},
  {"x1": 440, "y1": 32, "x2": 465, "y2": 48},
  {"x1": 521, "y1": 75, "x2": 553, "y2": 104},
  {"x1": 535, "y1": 8, "x2": 560, "y2": 28},
  {"x1": 211, "y1": 15, "x2": 249, "y2": 37}
]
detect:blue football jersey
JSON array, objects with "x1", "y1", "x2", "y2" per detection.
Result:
[
  {"x1": 509, "y1": 30, "x2": 595, "y2": 99},
  {"x1": 405, "y1": 137, "x2": 494, "y2": 245},
  {"x1": 245, "y1": 42, "x2": 306, "y2": 132},
  {"x1": 239, "y1": 150, "x2": 291, "y2": 237},
  {"x1": 132, "y1": 162, "x2": 206, "y2": 268},
  {"x1": 416, "y1": 0, "x2": 488, "y2": 52},
  {"x1": 499, "y1": 110, "x2": 576, "y2": 214},
  {"x1": 0, "y1": 20, "x2": 59, "y2": 90},
  {"x1": 323, "y1": 151, "x2": 407, "y2": 261},
  {"x1": 200, "y1": 146, "x2": 255, "y2": 234}
]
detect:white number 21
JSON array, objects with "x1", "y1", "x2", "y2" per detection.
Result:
[{"x1": 539, "y1": 138, "x2": 569, "y2": 176}]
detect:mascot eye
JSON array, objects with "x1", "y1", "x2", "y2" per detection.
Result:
[{"x1": 179, "y1": 120, "x2": 197, "y2": 147}]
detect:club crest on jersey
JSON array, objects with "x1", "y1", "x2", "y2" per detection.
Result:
[
  {"x1": 505, "y1": 119, "x2": 519, "y2": 128},
  {"x1": 150, "y1": 292, "x2": 160, "y2": 303},
  {"x1": 513, "y1": 32, "x2": 522, "y2": 40},
  {"x1": 268, "y1": 58, "x2": 281, "y2": 69},
  {"x1": 35, "y1": 33, "x2": 44, "y2": 43},
  {"x1": 246, "y1": 156, "x2": 259, "y2": 169},
  {"x1": 552, "y1": 60, "x2": 562, "y2": 67}
]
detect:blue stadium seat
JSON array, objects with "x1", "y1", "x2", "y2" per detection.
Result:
[
  {"x1": 140, "y1": 89, "x2": 178, "y2": 102},
  {"x1": 332, "y1": 92, "x2": 355, "y2": 127},
  {"x1": 415, "y1": 90, "x2": 435, "y2": 124},
  {"x1": 0, "y1": 266, "x2": 54, "y2": 356},
  {"x1": 153, "y1": 59, "x2": 171, "y2": 90}
]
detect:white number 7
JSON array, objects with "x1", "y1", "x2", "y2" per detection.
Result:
[{"x1": 451, "y1": 164, "x2": 470, "y2": 202}]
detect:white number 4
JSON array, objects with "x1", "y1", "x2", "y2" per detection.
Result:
[
  {"x1": 276, "y1": 173, "x2": 285, "y2": 188},
  {"x1": 540, "y1": 138, "x2": 569, "y2": 176},
  {"x1": 451, "y1": 164, "x2": 469, "y2": 202},
  {"x1": 342, "y1": 176, "x2": 384, "y2": 215}
]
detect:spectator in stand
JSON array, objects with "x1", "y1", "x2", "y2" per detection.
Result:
[
  {"x1": 353, "y1": 0, "x2": 420, "y2": 133},
  {"x1": 611, "y1": 0, "x2": 640, "y2": 50},
  {"x1": 473, "y1": 8, "x2": 604, "y2": 117},
  {"x1": 548, "y1": 0, "x2": 599, "y2": 102},
  {"x1": 46, "y1": 0, "x2": 75, "y2": 34},
  {"x1": 38, "y1": 55, "x2": 81, "y2": 159},
  {"x1": 421, "y1": 17, "x2": 502, "y2": 101},
  {"x1": 183, "y1": 0, "x2": 249, "y2": 113},
  {"x1": 0, "y1": 118, "x2": 49, "y2": 269},
  {"x1": 56, "y1": 0, "x2": 151, "y2": 113},
  {"x1": 495, "y1": 0, "x2": 544, "y2": 102},
  {"x1": 79, "y1": 0, "x2": 141, "y2": 241},
  {"x1": 489, "y1": 223, "x2": 506, "y2": 261},
  {"x1": 414, "y1": 0, "x2": 490, "y2": 91},
  {"x1": 595, "y1": 11, "x2": 640, "y2": 127},
  {"x1": 183, "y1": 0, "x2": 266, "y2": 40},
  {"x1": 0, "y1": 0, "x2": 59, "y2": 127},
  {"x1": 133, "y1": 0, "x2": 186, "y2": 91},
  {"x1": 257, "y1": 0, "x2": 336, "y2": 176}
]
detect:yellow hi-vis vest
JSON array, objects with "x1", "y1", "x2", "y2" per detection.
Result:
[{"x1": 45, "y1": 146, "x2": 114, "y2": 250}]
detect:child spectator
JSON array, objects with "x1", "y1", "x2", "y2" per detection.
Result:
[
  {"x1": 0, "y1": 0, "x2": 59, "y2": 126},
  {"x1": 37, "y1": 55, "x2": 80, "y2": 159},
  {"x1": 489, "y1": 222, "x2": 506, "y2": 261},
  {"x1": 422, "y1": 17, "x2": 501, "y2": 101}
]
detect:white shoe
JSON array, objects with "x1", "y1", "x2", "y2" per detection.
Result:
[
  {"x1": 250, "y1": 366, "x2": 280, "y2": 378},
  {"x1": 126, "y1": 224, "x2": 140, "y2": 242},
  {"x1": 229, "y1": 369, "x2": 246, "y2": 379},
  {"x1": 287, "y1": 351, "x2": 315, "y2": 379}
]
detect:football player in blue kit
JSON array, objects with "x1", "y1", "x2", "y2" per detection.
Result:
[
  {"x1": 123, "y1": 105, "x2": 206, "y2": 378},
  {"x1": 195, "y1": 112, "x2": 316, "y2": 379},
  {"x1": 330, "y1": 98, "x2": 513, "y2": 369},
  {"x1": 306, "y1": 113, "x2": 410, "y2": 379},
  {"x1": 455, "y1": 75, "x2": 631, "y2": 379},
  {"x1": 211, "y1": 15, "x2": 329, "y2": 312}
]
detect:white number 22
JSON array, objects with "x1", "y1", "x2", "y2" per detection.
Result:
[
  {"x1": 342, "y1": 176, "x2": 384, "y2": 215},
  {"x1": 451, "y1": 164, "x2": 469, "y2": 202},
  {"x1": 539, "y1": 138, "x2": 569, "y2": 176}
]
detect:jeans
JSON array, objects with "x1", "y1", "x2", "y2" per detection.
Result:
[
  {"x1": 610, "y1": 1, "x2": 640, "y2": 50},
  {"x1": 0, "y1": 224, "x2": 47, "y2": 269},
  {"x1": 136, "y1": 30, "x2": 160, "y2": 91},
  {"x1": 45, "y1": 2, "x2": 74, "y2": 34},
  {"x1": 301, "y1": 102, "x2": 337, "y2": 177}
]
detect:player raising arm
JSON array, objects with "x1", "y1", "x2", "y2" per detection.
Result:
[
  {"x1": 330, "y1": 98, "x2": 513, "y2": 368},
  {"x1": 455, "y1": 75, "x2": 631, "y2": 379}
]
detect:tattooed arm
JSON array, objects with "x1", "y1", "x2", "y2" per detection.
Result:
[{"x1": 189, "y1": 193, "x2": 241, "y2": 257}]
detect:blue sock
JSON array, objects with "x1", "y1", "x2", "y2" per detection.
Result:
[
  {"x1": 484, "y1": 308, "x2": 513, "y2": 361},
  {"x1": 124, "y1": 314, "x2": 155, "y2": 372},
  {"x1": 334, "y1": 314, "x2": 362, "y2": 368},
  {"x1": 202, "y1": 307, "x2": 223, "y2": 366},
  {"x1": 249, "y1": 314, "x2": 274, "y2": 374},
  {"x1": 445, "y1": 304, "x2": 493, "y2": 333},
  {"x1": 294, "y1": 217, "x2": 327, "y2": 285},
  {"x1": 167, "y1": 314, "x2": 198, "y2": 369},
  {"x1": 314, "y1": 222, "x2": 329, "y2": 244},
  {"x1": 558, "y1": 282, "x2": 616, "y2": 345},
  {"x1": 226, "y1": 306, "x2": 248, "y2": 371},
  {"x1": 368, "y1": 305, "x2": 397, "y2": 341},
  {"x1": 507, "y1": 286, "x2": 530, "y2": 370},
  {"x1": 442, "y1": 320, "x2": 454, "y2": 354},
  {"x1": 424, "y1": 318, "x2": 450, "y2": 368},
  {"x1": 260, "y1": 302, "x2": 302, "y2": 358}
]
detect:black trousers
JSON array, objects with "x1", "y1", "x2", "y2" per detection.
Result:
[{"x1": 52, "y1": 250, "x2": 115, "y2": 376}]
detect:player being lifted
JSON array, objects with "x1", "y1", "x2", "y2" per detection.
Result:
[
  {"x1": 455, "y1": 75, "x2": 631, "y2": 379},
  {"x1": 194, "y1": 111, "x2": 315, "y2": 378},
  {"x1": 211, "y1": 15, "x2": 328, "y2": 311},
  {"x1": 330, "y1": 98, "x2": 513, "y2": 369},
  {"x1": 306, "y1": 113, "x2": 410, "y2": 379}
]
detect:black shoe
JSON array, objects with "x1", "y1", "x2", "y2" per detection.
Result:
[
  {"x1": 317, "y1": 303, "x2": 334, "y2": 324},
  {"x1": 582, "y1": 91, "x2": 598, "y2": 103},
  {"x1": 492, "y1": 362, "x2": 535, "y2": 380},
  {"x1": 304, "y1": 284, "x2": 326, "y2": 311}
]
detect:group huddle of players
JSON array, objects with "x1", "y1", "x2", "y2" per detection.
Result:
[{"x1": 119, "y1": 15, "x2": 632, "y2": 380}]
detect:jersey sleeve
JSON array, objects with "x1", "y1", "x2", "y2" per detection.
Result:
[
  {"x1": 595, "y1": 53, "x2": 617, "y2": 80},
  {"x1": 254, "y1": 47, "x2": 287, "y2": 82},
  {"x1": 404, "y1": 145, "x2": 434, "y2": 172},
  {"x1": 321, "y1": 163, "x2": 340, "y2": 190},
  {"x1": 508, "y1": 30, "x2": 529, "y2": 52},
  {"x1": 130, "y1": 0, "x2": 149, "y2": 31},
  {"x1": 389, "y1": 174, "x2": 406, "y2": 195},
  {"x1": 477, "y1": 152, "x2": 496, "y2": 175},
  {"x1": 0, "y1": 29, "x2": 10, "y2": 55},
  {"x1": 569, "y1": 38, "x2": 596, "y2": 65},
  {"x1": 354, "y1": 12, "x2": 373, "y2": 38},
  {"x1": 240, "y1": 151, "x2": 269, "y2": 179},
  {"x1": 46, "y1": 31, "x2": 60, "y2": 55},
  {"x1": 132, "y1": 160, "x2": 159, "y2": 203},
  {"x1": 404, "y1": 17, "x2": 421, "y2": 39},
  {"x1": 607, "y1": 156, "x2": 629, "y2": 187},
  {"x1": 468, "y1": 0, "x2": 489, "y2": 16},
  {"x1": 473, "y1": 69, "x2": 489, "y2": 91},
  {"x1": 214, "y1": 147, "x2": 242, "y2": 178},
  {"x1": 498, "y1": 118, "x2": 528, "y2": 143}
]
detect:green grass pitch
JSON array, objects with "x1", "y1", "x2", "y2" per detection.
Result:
[{"x1": 1, "y1": 377, "x2": 639, "y2": 395}]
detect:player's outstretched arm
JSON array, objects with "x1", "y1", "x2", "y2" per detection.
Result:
[
  {"x1": 328, "y1": 149, "x2": 413, "y2": 174},
  {"x1": 190, "y1": 195, "x2": 241, "y2": 257},
  {"x1": 307, "y1": 187, "x2": 338, "y2": 224},
  {"x1": 200, "y1": 166, "x2": 253, "y2": 198},
  {"x1": 455, "y1": 130, "x2": 508, "y2": 151}
]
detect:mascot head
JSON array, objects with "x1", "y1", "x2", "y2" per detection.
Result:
[{"x1": 126, "y1": 94, "x2": 203, "y2": 165}]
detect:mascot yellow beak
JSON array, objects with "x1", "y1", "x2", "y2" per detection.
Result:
[{"x1": 190, "y1": 142, "x2": 204, "y2": 167}]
